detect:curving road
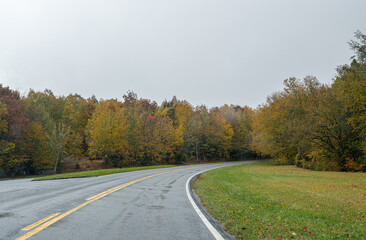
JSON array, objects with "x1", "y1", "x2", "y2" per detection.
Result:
[{"x1": 0, "y1": 161, "x2": 254, "y2": 240}]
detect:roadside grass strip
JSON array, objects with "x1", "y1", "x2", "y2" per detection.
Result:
[
  {"x1": 34, "y1": 165, "x2": 176, "y2": 181},
  {"x1": 192, "y1": 161, "x2": 366, "y2": 239},
  {"x1": 16, "y1": 166, "x2": 200, "y2": 240}
]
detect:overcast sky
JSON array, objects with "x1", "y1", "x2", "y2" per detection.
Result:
[{"x1": 0, "y1": 0, "x2": 365, "y2": 108}]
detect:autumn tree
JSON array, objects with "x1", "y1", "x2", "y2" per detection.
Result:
[
  {"x1": 0, "y1": 86, "x2": 29, "y2": 139},
  {"x1": 0, "y1": 86, "x2": 30, "y2": 175},
  {"x1": 206, "y1": 109, "x2": 233, "y2": 160},
  {"x1": 24, "y1": 122, "x2": 52, "y2": 173},
  {"x1": 24, "y1": 90, "x2": 85, "y2": 173},
  {"x1": 143, "y1": 107, "x2": 182, "y2": 165},
  {"x1": 306, "y1": 85, "x2": 362, "y2": 169},
  {"x1": 86, "y1": 100, "x2": 128, "y2": 167},
  {"x1": 330, "y1": 32, "x2": 366, "y2": 166},
  {"x1": 252, "y1": 77, "x2": 320, "y2": 165},
  {"x1": 63, "y1": 94, "x2": 96, "y2": 153},
  {"x1": 220, "y1": 105, "x2": 256, "y2": 160},
  {"x1": 160, "y1": 98, "x2": 193, "y2": 163},
  {"x1": 184, "y1": 106, "x2": 209, "y2": 161},
  {"x1": 0, "y1": 101, "x2": 17, "y2": 175}
]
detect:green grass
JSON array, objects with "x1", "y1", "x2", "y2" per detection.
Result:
[
  {"x1": 192, "y1": 161, "x2": 366, "y2": 239},
  {"x1": 34, "y1": 165, "x2": 176, "y2": 180}
]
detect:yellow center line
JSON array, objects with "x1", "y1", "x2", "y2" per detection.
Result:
[
  {"x1": 86, "y1": 166, "x2": 197, "y2": 201},
  {"x1": 21, "y1": 213, "x2": 60, "y2": 231},
  {"x1": 16, "y1": 166, "x2": 201, "y2": 240},
  {"x1": 85, "y1": 183, "x2": 129, "y2": 201}
]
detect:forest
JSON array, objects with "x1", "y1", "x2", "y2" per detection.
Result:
[
  {"x1": 0, "y1": 31, "x2": 365, "y2": 177},
  {"x1": 0, "y1": 88, "x2": 258, "y2": 177}
]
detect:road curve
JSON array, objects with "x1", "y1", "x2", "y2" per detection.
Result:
[{"x1": 0, "y1": 161, "x2": 254, "y2": 240}]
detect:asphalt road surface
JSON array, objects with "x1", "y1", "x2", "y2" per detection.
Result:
[{"x1": 0, "y1": 161, "x2": 254, "y2": 240}]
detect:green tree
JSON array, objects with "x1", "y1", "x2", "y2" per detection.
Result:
[
  {"x1": 184, "y1": 106, "x2": 210, "y2": 161},
  {"x1": 349, "y1": 30, "x2": 366, "y2": 63}
]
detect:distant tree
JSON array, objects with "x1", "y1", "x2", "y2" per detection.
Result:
[
  {"x1": 0, "y1": 102, "x2": 17, "y2": 175},
  {"x1": 63, "y1": 94, "x2": 96, "y2": 153},
  {"x1": 184, "y1": 106, "x2": 210, "y2": 161},
  {"x1": 349, "y1": 30, "x2": 366, "y2": 63},
  {"x1": 0, "y1": 141, "x2": 16, "y2": 176},
  {"x1": 0, "y1": 86, "x2": 29, "y2": 142},
  {"x1": 24, "y1": 90, "x2": 52, "y2": 129},
  {"x1": 185, "y1": 112, "x2": 202, "y2": 162},
  {"x1": 0, "y1": 86, "x2": 30, "y2": 175},
  {"x1": 206, "y1": 110, "x2": 233, "y2": 160},
  {"x1": 86, "y1": 100, "x2": 128, "y2": 167},
  {"x1": 46, "y1": 122, "x2": 80, "y2": 173},
  {"x1": 220, "y1": 105, "x2": 255, "y2": 160},
  {"x1": 24, "y1": 122, "x2": 52, "y2": 173},
  {"x1": 144, "y1": 107, "x2": 181, "y2": 164},
  {"x1": 0, "y1": 102, "x2": 8, "y2": 136}
]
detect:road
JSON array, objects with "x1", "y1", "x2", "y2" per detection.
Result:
[{"x1": 0, "y1": 161, "x2": 253, "y2": 240}]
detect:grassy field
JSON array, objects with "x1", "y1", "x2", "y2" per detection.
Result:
[
  {"x1": 35, "y1": 165, "x2": 176, "y2": 180},
  {"x1": 192, "y1": 161, "x2": 366, "y2": 239}
]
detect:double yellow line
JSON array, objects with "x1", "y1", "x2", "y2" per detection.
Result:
[{"x1": 16, "y1": 166, "x2": 199, "y2": 240}]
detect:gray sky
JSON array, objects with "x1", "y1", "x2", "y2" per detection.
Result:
[{"x1": 0, "y1": 0, "x2": 365, "y2": 108}]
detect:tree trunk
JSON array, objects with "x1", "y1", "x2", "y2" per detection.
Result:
[{"x1": 195, "y1": 142, "x2": 199, "y2": 162}]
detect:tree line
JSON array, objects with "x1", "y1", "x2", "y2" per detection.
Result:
[
  {"x1": 0, "y1": 89, "x2": 258, "y2": 176},
  {"x1": 252, "y1": 30, "x2": 366, "y2": 171},
  {"x1": 0, "y1": 31, "x2": 365, "y2": 177}
]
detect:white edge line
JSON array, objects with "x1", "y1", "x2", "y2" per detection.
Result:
[{"x1": 186, "y1": 169, "x2": 225, "y2": 240}]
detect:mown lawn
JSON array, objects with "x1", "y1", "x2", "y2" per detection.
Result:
[
  {"x1": 192, "y1": 161, "x2": 366, "y2": 239},
  {"x1": 34, "y1": 165, "x2": 176, "y2": 180}
]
